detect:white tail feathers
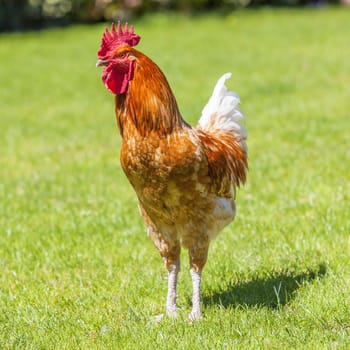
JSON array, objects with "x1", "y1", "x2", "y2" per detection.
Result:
[{"x1": 198, "y1": 73, "x2": 247, "y2": 153}]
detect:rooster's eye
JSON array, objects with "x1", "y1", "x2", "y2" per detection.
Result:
[{"x1": 118, "y1": 52, "x2": 127, "y2": 59}]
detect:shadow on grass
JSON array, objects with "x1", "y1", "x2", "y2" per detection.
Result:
[{"x1": 203, "y1": 263, "x2": 327, "y2": 309}]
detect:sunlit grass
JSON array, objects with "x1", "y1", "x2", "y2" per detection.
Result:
[{"x1": 1, "y1": 7, "x2": 350, "y2": 349}]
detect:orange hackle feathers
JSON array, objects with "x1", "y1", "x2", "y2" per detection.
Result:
[{"x1": 114, "y1": 49, "x2": 185, "y2": 138}]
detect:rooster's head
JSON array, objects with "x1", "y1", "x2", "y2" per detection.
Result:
[{"x1": 96, "y1": 22, "x2": 141, "y2": 95}]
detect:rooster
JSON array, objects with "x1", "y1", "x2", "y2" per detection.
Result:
[{"x1": 96, "y1": 22, "x2": 247, "y2": 320}]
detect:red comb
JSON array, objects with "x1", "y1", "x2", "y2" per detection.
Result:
[{"x1": 98, "y1": 22, "x2": 141, "y2": 59}]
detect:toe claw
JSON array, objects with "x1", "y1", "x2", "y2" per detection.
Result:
[
  {"x1": 189, "y1": 310, "x2": 201, "y2": 322},
  {"x1": 152, "y1": 314, "x2": 164, "y2": 323},
  {"x1": 166, "y1": 308, "x2": 178, "y2": 318}
]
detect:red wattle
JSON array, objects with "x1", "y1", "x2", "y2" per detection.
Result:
[{"x1": 102, "y1": 61, "x2": 135, "y2": 95}]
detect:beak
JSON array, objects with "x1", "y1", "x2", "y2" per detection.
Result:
[{"x1": 96, "y1": 59, "x2": 109, "y2": 67}]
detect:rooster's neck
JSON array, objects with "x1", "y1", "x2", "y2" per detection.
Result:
[{"x1": 115, "y1": 51, "x2": 186, "y2": 138}]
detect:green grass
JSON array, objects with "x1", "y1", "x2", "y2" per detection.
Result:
[{"x1": 1, "y1": 6, "x2": 350, "y2": 349}]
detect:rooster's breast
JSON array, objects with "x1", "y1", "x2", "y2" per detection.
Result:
[
  {"x1": 120, "y1": 129, "x2": 235, "y2": 243},
  {"x1": 120, "y1": 130, "x2": 207, "y2": 190}
]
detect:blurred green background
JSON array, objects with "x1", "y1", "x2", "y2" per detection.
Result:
[{"x1": 0, "y1": 0, "x2": 348, "y2": 32}]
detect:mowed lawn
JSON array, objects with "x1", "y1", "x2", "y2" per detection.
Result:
[{"x1": 1, "y1": 7, "x2": 350, "y2": 349}]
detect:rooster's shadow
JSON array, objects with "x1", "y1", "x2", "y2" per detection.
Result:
[{"x1": 203, "y1": 263, "x2": 327, "y2": 309}]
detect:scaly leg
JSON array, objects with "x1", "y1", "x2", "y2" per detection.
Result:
[
  {"x1": 166, "y1": 258, "x2": 180, "y2": 317},
  {"x1": 188, "y1": 238, "x2": 209, "y2": 321},
  {"x1": 189, "y1": 268, "x2": 202, "y2": 321},
  {"x1": 139, "y1": 204, "x2": 181, "y2": 318}
]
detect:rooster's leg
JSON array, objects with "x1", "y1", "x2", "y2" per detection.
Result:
[
  {"x1": 160, "y1": 240, "x2": 181, "y2": 318},
  {"x1": 189, "y1": 268, "x2": 202, "y2": 321},
  {"x1": 166, "y1": 257, "x2": 180, "y2": 317},
  {"x1": 141, "y1": 205, "x2": 181, "y2": 318},
  {"x1": 189, "y1": 239, "x2": 209, "y2": 321}
]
